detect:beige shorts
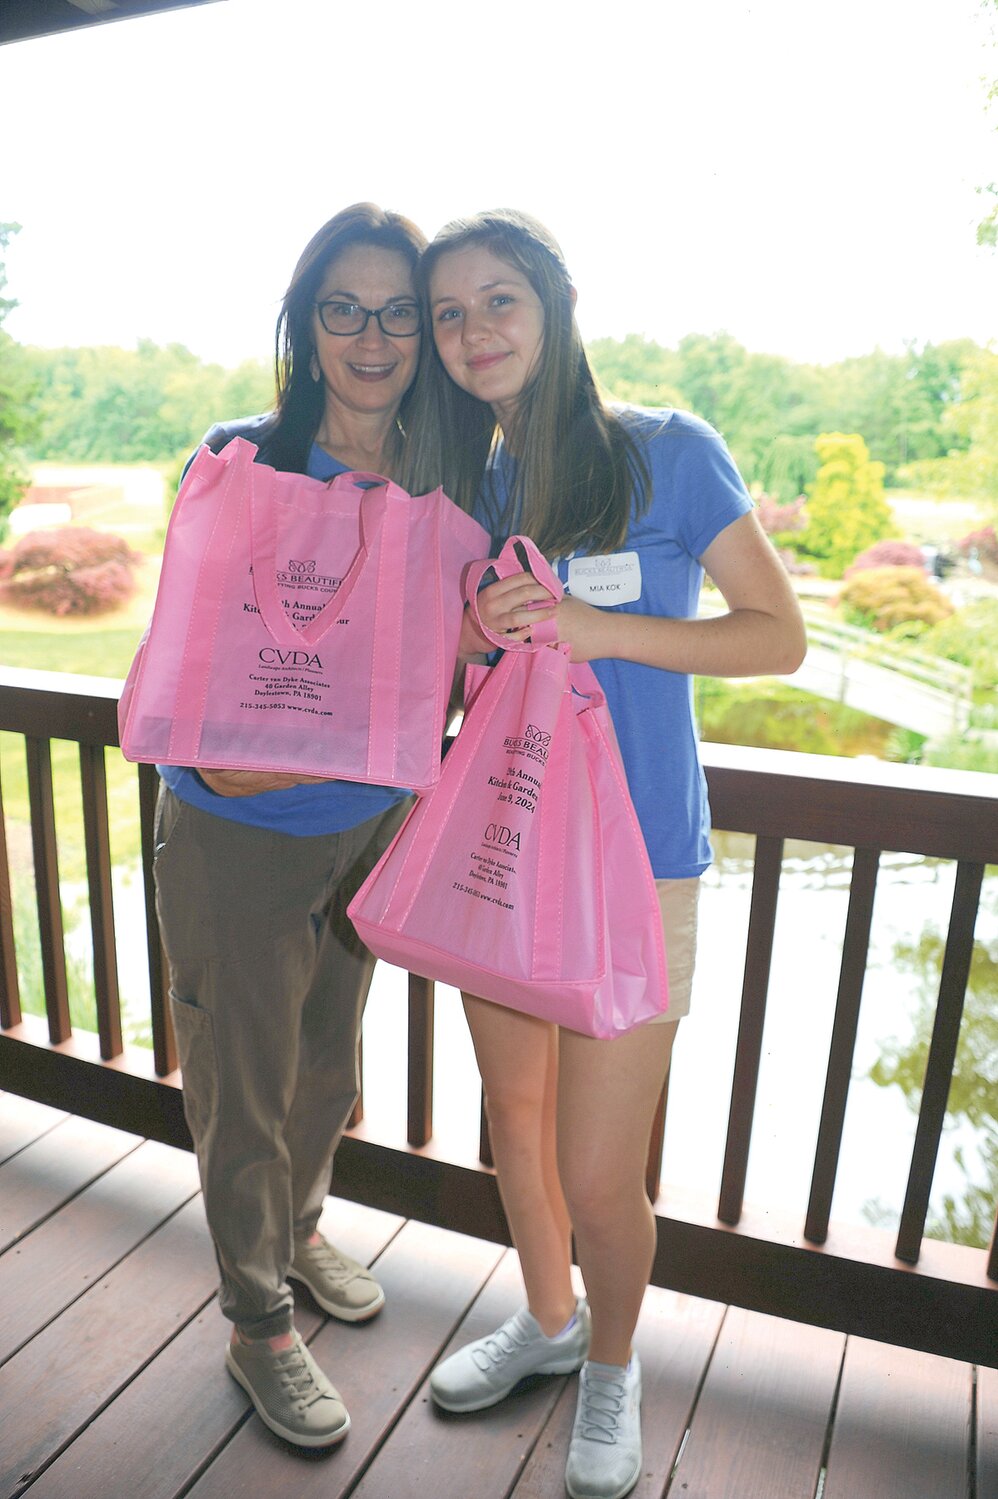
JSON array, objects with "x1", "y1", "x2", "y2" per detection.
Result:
[{"x1": 649, "y1": 876, "x2": 700, "y2": 1022}]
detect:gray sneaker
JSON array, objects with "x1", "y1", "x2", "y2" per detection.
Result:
[
  {"x1": 225, "y1": 1331, "x2": 350, "y2": 1448},
  {"x1": 430, "y1": 1298, "x2": 590, "y2": 1413},
  {"x1": 288, "y1": 1234, "x2": 385, "y2": 1322},
  {"x1": 565, "y1": 1354, "x2": 642, "y2": 1499}
]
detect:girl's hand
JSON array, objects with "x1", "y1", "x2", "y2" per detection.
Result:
[
  {"x1": 459, "y1": 571, "x2": 558, "y2": 656},
  {"x1": 552, "y1": 595, "x2": 615, "y2": 663}
]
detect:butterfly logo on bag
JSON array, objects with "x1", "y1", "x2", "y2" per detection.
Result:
[
  {"x1": 502, "y1": 722, "x2": 551, "y2": 764},
  {"x1": 276, "y1": 557, "x2": 343, "y2": 591}
]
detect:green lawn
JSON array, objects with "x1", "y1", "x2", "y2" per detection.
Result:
[
  {"x1": 0, "y1": 609, "x2": 146, "y2": 884},
  {"x1": 0, "y1": 607, "x2": 146, "y2": 879},
  {"x1": 0, "y1": 627, "x2": 140, "y2": 679}
]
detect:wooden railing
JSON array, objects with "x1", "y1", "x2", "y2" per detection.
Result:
[{"x1": 0, "y1": 665, "x2": 995, "y2": 1367}]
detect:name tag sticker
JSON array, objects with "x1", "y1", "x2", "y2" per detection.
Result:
[{"x1": 567, "y1": 551, "x2": 642, "y2": 606}]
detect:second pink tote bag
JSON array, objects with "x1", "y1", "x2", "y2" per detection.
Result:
[{"x1": 348, "y1": 537, "x2": 669, "y2": 1037}]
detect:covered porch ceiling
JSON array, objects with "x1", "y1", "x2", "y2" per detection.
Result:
[{"x1": 0, "y1": 0, "x2": 220, "y2": 48}]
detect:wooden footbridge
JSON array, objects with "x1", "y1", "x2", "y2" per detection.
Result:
[{"x1": 701, "y1": 599, "x2": 974, "y2": 740}]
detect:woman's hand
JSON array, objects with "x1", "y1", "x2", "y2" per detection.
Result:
[
  {"x1": 458, "y1": 571, "x2": 558, "y2": 657},
  {"x1": 198, "y1": 769, "x2": 330, "y2": 797}
]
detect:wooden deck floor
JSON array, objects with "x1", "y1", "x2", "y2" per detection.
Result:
[{"x1": 0, "y1": 1093, "x2": 994, "y2": 1499}]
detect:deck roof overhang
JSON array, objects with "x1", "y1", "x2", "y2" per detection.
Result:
[{"x1": 0, "y1": 0, "x2": 221, "y2": 48}]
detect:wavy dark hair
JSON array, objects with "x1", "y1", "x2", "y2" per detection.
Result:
[
  {"x1": 263, "y1": 203, "x2": 427, "y2": 475},
  {"x1": 403, "y1": 209, "x2": 649, "y2": 555}
]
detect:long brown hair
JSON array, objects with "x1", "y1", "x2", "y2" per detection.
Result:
[
  {"x1": 403, "y1": 209, "x2": 649, "y2": 555},
  {"x1": 266, "y1": 203, "x2": 427, "y2": 475}
]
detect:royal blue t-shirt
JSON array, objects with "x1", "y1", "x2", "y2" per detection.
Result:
[
  {"x1": 478, "y1": 408, "x2": 753, "y2": 878},
  {"x1": 159, "y1": 441, "x2": 409, "y2": 837}
]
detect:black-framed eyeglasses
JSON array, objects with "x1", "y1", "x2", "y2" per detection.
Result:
[{"x1": 315, "y1": 299, "x2": 422, "y2": 338}]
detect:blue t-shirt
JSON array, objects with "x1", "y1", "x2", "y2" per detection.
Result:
[
  {"x1": 479, "y1": 408, "x2": 752, "y2": 878},
  {"x1": 160, "y1": 440, "x2": 409, "y2": 837}
]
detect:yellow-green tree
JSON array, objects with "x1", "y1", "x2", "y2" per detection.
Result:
[{"x1": 798, "y1": 432, "x2": 896, "y2": 578}]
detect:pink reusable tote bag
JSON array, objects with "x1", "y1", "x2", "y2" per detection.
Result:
[
  {"x1": 118, "y1": 437, "x2": 488, "y2": 791},
  {"x1": 348, "y1": 537, "x2": 668, "y2": 1038}
]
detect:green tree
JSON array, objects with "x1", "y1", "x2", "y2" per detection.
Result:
[
  {"x1": 0, "y1": 222, "x2": 38, "y2": 530},
  {"x1": 587, "y1": 334, "x2": 685, "y2": 409},
  {"x1": 587, "y1": 333, "x2": 826, "y2": 500},
  {"x1": 797, "y1": 432, "x2": 895, "y2": 577},
  {"x1": 899, "y1": 347, "x2": 998, "y2": 522},
  {"x1": 756, "y1": 433, "x2": 819, "y2": 501},
  {"x1": 810, "y1": 350, "x2": 913, "y2": 478},
  {"x1": 903, "y1": 340, "x2": 979, "y2": 458},
  {"x1": 220, "y1": 358, "x2": 274, "y2": 420},
  {"x1": 672, "y1": 331, "x2": 749, "y2": 432},
  {"x1": 717, "y1": 351, "x2": 824, "y2": 492},
  {"x1": 25, "y1": 341, "x2": 272, "y2": 463}
]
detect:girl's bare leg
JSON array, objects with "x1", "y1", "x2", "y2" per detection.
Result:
[
  {"x1": 463, "y1": 993, "x2": 577, "y2": 1334},
  {"x1": 557, "y1": 1019, "x2": 680, "y2": 1366}
]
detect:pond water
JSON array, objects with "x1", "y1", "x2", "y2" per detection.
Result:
[
  {"x1": 698, "y1": 679, "x2": 903, "y2": 760},
  {"x1": 676, "y1": 836, "x2": 994, "y2": 1237}
]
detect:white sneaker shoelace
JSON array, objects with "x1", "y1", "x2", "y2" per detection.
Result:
[
  {"x1": 576, "y1": 1365, "x2": 629, "y2": 1444},
  {"x1": 471, "y1": 1312, "x2": 533, "y2": 1371},
  {"x1": 299, "y1": 1241, "x2": 357, "y2": 1285},
  {"x1": 273, "y1": 1344, "x2": 330, "y2": 1410}
]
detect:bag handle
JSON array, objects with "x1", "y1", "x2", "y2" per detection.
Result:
[
  {"x1": 465, "y1": 534, "x2": 562, "y2": 651},
  {"x1": 166, "y1": 436, "x2": 259, "y2": 761},
  {"x1": 566, "y1": 658, "x2": 608, "y2": 712},
  {"x1": 249, "y1": 469, "x2": 408, "y2": 649}
]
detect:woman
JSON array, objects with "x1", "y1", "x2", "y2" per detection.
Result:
[
  {"x1": 407, "y1": 210, "x2": 806, "y2": 1499},
  {"x1": 154, "y1": 203, "x2": 427, "y2": 1448}
]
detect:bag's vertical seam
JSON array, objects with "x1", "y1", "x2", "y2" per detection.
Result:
[
  {"x1": 167, "y1": 442, "x2": 249, "y2": 761},
  {"x1": 365, "y1": 488, "x2": 407, "y2": 783}
]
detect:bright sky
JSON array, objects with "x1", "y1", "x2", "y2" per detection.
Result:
[{"x1": 1, "y1": 0, "x2": 995, "y2": 368}]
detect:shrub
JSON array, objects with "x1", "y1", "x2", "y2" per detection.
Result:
[
  {"x1": 756, "y1": 492, "x2": 807, "y2": 538},
  {"x1": 0, "y1": 526, "x2": 142, "y2": 617},
  {"x1": 922, "y1": 599, "x2": 998, "y2": 691},
  {"x1": 845, "y1": 540, "x2": 927, "y2": 575},
  {"x1": 836, "y1": 566, "x2": 954, "y2": 633},
  {"x1": 776, "y1": 548, "x2": 816, "y2": 576}
]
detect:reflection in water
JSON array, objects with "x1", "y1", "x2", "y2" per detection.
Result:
[
  {"x1": 870, "y1": 915, "x2": 997, "y2": 1246},
  {"x1": 662, "y1": 834, "x2": 997, "y2": 1246},
  {"x1": 698, "y1": 679, "x2": 905, "y2": 760}
]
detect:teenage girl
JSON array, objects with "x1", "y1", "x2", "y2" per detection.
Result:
[{"x1": 405, "y1": 209, "x2": 806, "y2": 1499}]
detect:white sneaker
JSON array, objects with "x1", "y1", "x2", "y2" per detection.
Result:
[
  {"x1": 429, "y1": 1298, "x2": 590, "y2": 1413},
  {"x1": 565, "y1": 1353, "x2": 642, "y2": 1499}
]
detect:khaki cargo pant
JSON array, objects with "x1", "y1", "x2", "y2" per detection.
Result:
[{"x1": 153, "y1": 785, "x2": 407, "y2": 1339}]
